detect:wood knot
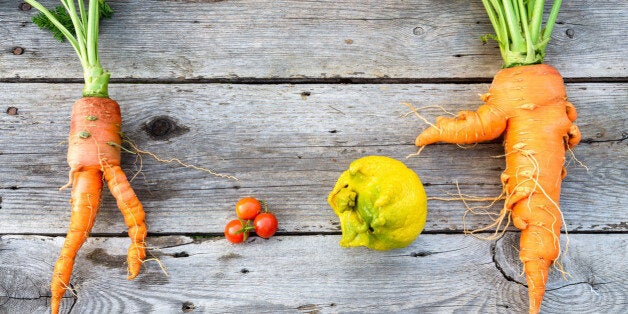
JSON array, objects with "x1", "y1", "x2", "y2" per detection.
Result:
[
  {"x1": 182, "y1": 301, "x2": 196, "y2": 312},
  {"x1": 6, "y1": 107, "x2": 18, "y2": 115},
  {"x1": 143, "y1": 116, "x2": 189, "y2": 141},
  {"x1": 412, "y1": 26, "x2": 425, "y2": 36},
  {"x1": 19, "y1": 2, "x2": 32, "y2": 10},
  {"x1": 12, "y1": 47, "x2": 24, "y2": 55},
  {"x1": 565, "y1": 28, "x2": 575, "y2": 38}
]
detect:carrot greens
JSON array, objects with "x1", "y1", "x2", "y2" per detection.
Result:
[
  {"x1": 482, "y1": 0, "x2": 563, "y2": 67},
  {"x1": 26, "y1": 0, "x2": 113, "y2": 97}
]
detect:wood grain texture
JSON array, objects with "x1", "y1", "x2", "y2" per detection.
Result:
[
  {"x1": 1, "y1": 0, "x2": 626, "y2": 80},
  {"x1": 1, "y1": 2, "x2": 626, "y2": 313},
  {"x1": 1, "y1": 234, "x2": 626, "y2": 313},
  {"x1": 1, "y1": 83, "x2": 626, "y2": 234}
]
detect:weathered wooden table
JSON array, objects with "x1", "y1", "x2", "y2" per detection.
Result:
[{"x1": 1, "y1": 1, "x2": 626, "y2": 313}]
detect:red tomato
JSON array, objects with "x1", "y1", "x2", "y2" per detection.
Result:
[
  {"x1": 253, "y1": 213, "x2": 278, "y2": 238},
  {"x1": 224, "y1": 219, "x2": 250, "y2": 244},
  {"x1": 235, "y1": 197, "x2": 263, "y2": 220}
]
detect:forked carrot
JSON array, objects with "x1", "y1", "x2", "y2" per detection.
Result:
[
  {"x1": 25, "y1": 1, "x2": 146, "y2": 313},
  {"x1": 414, "y1": 1, "x2": 581, "y2": 312}
]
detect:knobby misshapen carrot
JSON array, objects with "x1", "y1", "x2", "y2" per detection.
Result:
[
  {"x1": 416, "y1": 64, "x2": 580, "y2": 312},
  {"x1": 414, "y1": 1, "x2": 581, "y2": 313},
  {"x1": 25, "y1": 2, "x2": 147, "y2": 313}
]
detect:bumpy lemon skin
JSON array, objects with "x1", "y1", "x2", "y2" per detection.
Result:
[{"x1": 328, "y1": 156, "x2": 428, "y2": 250}]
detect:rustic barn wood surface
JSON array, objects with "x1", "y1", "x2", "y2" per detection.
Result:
[{"x1": 1, "y1": 1, "x2": 626, "y2": 313}]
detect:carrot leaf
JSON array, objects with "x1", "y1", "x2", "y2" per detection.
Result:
[
  {"x1": 32, "y1": 5, "x2": 73, "y2": 42},
  {"x1": 31, "y1": 1, "x2": 112, "y2": 43}
]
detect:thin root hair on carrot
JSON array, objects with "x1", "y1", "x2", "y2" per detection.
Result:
[
  {"x1": 567, "y1": 147, "x2": 589, "y2": 171},
  {"x1": 406, "y1": 145, "x2": 426, "y2": 159},
  {"x1": 455, "y1": 143, "x2": 479, "y2": 149},
  {"x1": 121, "y1": 139, "x2": 239, "y2": 181},
  {"x1": 427, "y1": 180, "x2": 506, "y2": 203},
  {"x1": 129, "y1": 152, "x2": 147, "y2": 183},
  {"x1": 52, "y1": 275, "x2": 78, "y2": 298},
  {"x1": 464, "y1": 205, "x2": 511, "y2": 241},
  {"x1": 142, "y1": 257, "x2": 170, "y2": 277},
  {"x1": 131, "y1": 244, "x2": 169, "y2": 277},
  {"x1": 435, "y1": 180, "x2": 511, "y2": 240},
  {"x1": 402, "y1": 102, "x2": 443, "y2": 131},
  {"x1": 401, "y1": 102, "x2": 456, "y2": 118}
]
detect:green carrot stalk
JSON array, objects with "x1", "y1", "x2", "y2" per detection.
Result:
[
  {"x1": 27, "y1": 0, "x2": 113, "y2": 97},
  {"x1": 481, "y1": 0, "x2": 563, "y2": 68}
]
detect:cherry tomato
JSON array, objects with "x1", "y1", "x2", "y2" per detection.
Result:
[
  {"x1": 235, "y1": 197, "x2": 263, "y2": 220},
  {"x1": 224, "y1": 219, "x2": 250, "y2": 244},
  {"x1": 253, "y1": 213, "x2": 278, "y2": 238}
]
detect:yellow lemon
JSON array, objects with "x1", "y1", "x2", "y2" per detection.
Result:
[{"x1": 328, "y1": 156, "x2": 428, "y2": 250}]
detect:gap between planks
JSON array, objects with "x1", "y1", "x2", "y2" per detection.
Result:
[
  {"x1": 1, "y1": 77, "x2": 627, "y2": 85},
  {"x1": 4, "y1": 229, "x2": 627, "y2": 238}
]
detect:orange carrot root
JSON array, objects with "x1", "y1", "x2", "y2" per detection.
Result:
[
  {"x1": 51, "y1": 97, "x2": 146, "y2": 313},
  {"x1": 51, "y1": 169, "x2": 103, "y2": 314},
  {"x1": 415, "y1": 64, "x2": 580, "y2": 313},
  {"x1": 103, "y1": 164, "x2": 147, "y2": 279}
]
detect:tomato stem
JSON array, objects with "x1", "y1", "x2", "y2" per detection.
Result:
[
  {"x1": 235, "y1": 219, "x2": 255, "y2": 241},
  {"x1": 260, "y1": 200, "x2": 269, "y2": 213}
]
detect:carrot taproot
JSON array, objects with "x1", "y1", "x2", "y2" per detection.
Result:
[
  {"x1": 25, "y1": 2, "x2": 147, "y2": 313},
  {"x1": 414, "y1": 1, "x2": 581, "y2": 313}
]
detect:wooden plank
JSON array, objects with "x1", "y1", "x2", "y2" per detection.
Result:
[
  {"x1": 2, "y1": 0, "x2": 626, "y2": 80},
  {"x1": 1, "y1": 83, "x2": 626, "y2": 234},
  {"x1": 0, "y1": 234, "x2": 626, "y2": 313}
]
